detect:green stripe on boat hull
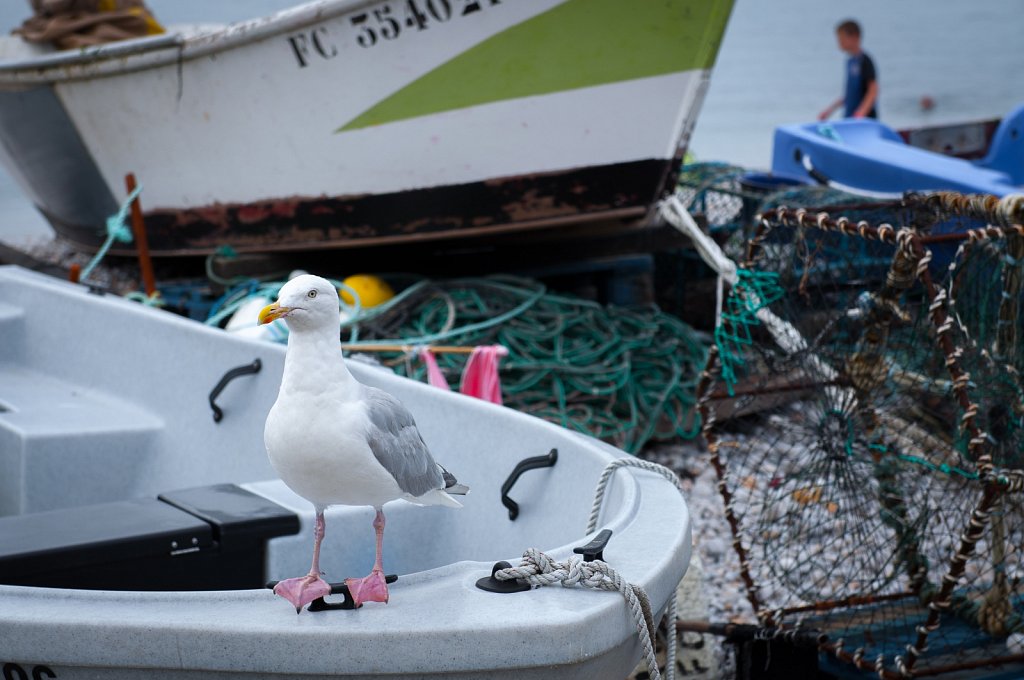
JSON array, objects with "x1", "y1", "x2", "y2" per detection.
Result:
[{"x1": 339, "y1": 0, "x2": 733, "y2": 132}]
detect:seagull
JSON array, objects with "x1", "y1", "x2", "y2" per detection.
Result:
[{"x1": 258, "y1": 274, "x2": 468, "y2": 611}]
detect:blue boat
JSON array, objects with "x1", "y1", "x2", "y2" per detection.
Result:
[{"x1": 771, "y1": 103, "x2": 1024, "y2": 199}]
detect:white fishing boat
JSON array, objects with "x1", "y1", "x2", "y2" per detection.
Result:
[
  {"x1": 0, "y1": 265, "x2": 691, "y2": 678},
  {"x1": 0, "y1": 0, "x2": 733, "y2": 256}
]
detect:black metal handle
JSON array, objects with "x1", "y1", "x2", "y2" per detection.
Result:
[
  {"x1": 573, "y1": 529, "x2": 613, "y2": 562},
  {"x1": 209, "y1": 359, "x2": 262, "y2": 423},
  {"x1": 500, "y1": 448, "x2": 558, "y2": 521}
]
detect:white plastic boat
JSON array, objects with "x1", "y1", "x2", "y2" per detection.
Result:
[
  {"x1": 0, "y1": 266, "x2": 691, "y2": 678},
  {"x1": 0, "y1": 0, "x2": 732, "y2": 255}
]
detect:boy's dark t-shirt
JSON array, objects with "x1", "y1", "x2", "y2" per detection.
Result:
[{"x1": 844, "y1": 52, "x2": 877, "y2": 118}]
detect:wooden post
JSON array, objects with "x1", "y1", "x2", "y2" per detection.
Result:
[
  {"x1": 341, "y1": 344, "x2": 477, "y2": 354},
  {"x1": 126, "y1": 173, "x2": 156, "y2": 297}
]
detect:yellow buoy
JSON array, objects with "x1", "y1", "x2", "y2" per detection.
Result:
[
  {"x1": 97, "y1": 0, "x2": 166, "y2": 34},
  {"x1": 340, "y1": 274, "x2": 395, "y2": 308}
]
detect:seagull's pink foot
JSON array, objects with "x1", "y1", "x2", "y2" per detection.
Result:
[
  {"x1": 345, "y1": 570, "x2": 389, "y2": 607},
  {"x1": 273, "y1": 574, "x2": 331, "y2": 613}
]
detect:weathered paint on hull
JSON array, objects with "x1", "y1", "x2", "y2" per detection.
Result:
[
  {"x1": 0, "y1": 0, "x2": 734, "y2": 255},
  {"x1": 51, "y1": 158, "x2": 669, "y2": 255}
]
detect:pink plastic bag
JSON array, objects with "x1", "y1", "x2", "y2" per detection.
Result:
[
  {"x1": 418, "y1": 348, "x2": 451, "y2": 391},
  {"x1": 459, "y1": 345, "x2": 507, "y2": 405}
]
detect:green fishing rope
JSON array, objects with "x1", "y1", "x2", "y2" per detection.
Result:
[
  {"x1": 714, "y1": 268, "x2": 785, "y2": 395},
  {"x1": 347, "y1": 276, "x2": 708, "y2": 453}
]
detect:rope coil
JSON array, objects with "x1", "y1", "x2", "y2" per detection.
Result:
[
  {"x1": 496, "y1": 457, "x2": 686, "y2": 680},
  {"x1": 496, "y1": 549, "x2": 665, "y2": 677}
]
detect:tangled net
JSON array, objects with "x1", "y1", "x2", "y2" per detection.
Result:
[
  {"x1": 673, "y1": 162, "x2": 925, "y2": 286},
  {"x1": 675, "y1": 162, "x2": 752, "y2": 234},
  {"x1": 697, "y1": 192, "x2": 1024, "y2": 677},
  {"x1": 342, "y1": 276, "x2": 708, "y2": 453}
]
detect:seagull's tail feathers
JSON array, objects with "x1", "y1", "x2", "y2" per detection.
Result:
[
  {"x1": 438, "y1": 464, "x2": 469, "y2": 496},
  {"x1": 411, "y1": 488, "x2": 464, "y2": 508},
  {"x1": 404, "y1": 465, "x2": 468, "y2": 507}
]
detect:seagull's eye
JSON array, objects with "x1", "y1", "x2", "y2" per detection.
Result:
[{"x1": 307, "y1": 289, "x2": 318, "y2": 299}]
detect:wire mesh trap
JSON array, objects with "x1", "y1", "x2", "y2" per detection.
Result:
[
  {"x1": 675, "y1": 161, "x2": 911, "y2": 245},
  {"x1": 696, "y1": 193, "x2": 1024, "y2": 678}
]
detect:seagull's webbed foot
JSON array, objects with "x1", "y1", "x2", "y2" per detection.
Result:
[
  {"x1": 274, "y1": 574, "x2": 331, "y2": 613},
  {"x1": 345, "y1": 569, "x2": 389, "y2": 608}
]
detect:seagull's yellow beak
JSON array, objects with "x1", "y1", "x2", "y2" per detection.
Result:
[{"x1": 258, "y1": 302, "x2": 291, "y2": 325}]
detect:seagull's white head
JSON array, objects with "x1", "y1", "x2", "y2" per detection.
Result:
[{"x1": 258, "y1": 274, "x2": 340, "y2": 332}]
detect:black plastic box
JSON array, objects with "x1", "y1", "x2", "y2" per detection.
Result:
[{"x1": 0, "y1": 484, "x2": 299, "y2": 591}]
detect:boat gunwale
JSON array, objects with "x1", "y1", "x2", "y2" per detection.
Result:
[
  {"x1": 0, "y1": 463, "x2": 690, "y2": 675},
  {"x1": 0, "y1": 0, "x2": 389, "y2": 85}
]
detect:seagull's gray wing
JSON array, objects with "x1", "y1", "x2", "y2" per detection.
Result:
[{"x1": 362, "y1": 386, "x2": 444, "y2": 497}]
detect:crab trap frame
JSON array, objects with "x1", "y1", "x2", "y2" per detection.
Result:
[{"x1": 696, "y1": 192, "x2": 1024, "y2": 678}]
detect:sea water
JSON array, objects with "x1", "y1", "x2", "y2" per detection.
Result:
[
  {"x1": 0, "y1": 0, "x2": 1021, "y2": 244},
  {"x1": 690, "y1": 0, "x2": 1024, "y2": 168}
]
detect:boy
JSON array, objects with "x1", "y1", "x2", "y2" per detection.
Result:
[{"x1": 818, "y1": 20, "x2": 878, "y2": 120}]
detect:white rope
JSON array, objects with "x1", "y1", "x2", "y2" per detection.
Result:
[
  {"x1": 664, "y1": 578, "x2": 678, "y2": 680},
  {"x1": 496, "y1": 549, "x2": 663, "y2": 678},
  {"x1": 659, "y1": 195, "x2": 737, "y2": 285},
  {"x1": 498, "y1": 457, "x2": 686, "y2": 680},
  {"x1": 587, "y1": 457, "x2": 684, "y2": 533}
]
